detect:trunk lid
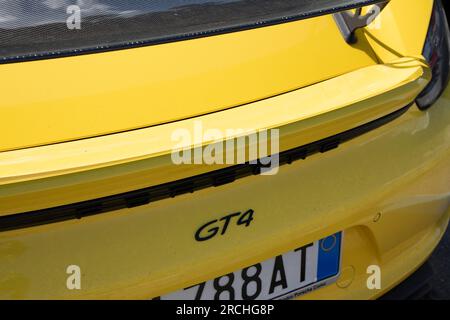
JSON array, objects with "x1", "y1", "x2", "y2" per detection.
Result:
[{"x1": 0, "y1": 2, "x2": 378, "y2": 152}]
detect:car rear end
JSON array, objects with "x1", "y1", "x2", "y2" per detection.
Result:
[{"x1": 0, "y1": 0, "x2": 449, "y2": 300}]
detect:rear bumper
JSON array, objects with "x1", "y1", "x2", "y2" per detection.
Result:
[{"x1": 0, "y1": 67, "x2": 449, "y2": 300}]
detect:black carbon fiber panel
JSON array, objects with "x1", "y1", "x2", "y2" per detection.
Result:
[{"x1": 0, "y1": 0, "x2": 383, "y2": 63}]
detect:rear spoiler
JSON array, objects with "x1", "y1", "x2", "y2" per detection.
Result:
[
  {"x1": 1, "y1": 0, "x2": 389, "y2": 64},
  {"x1": 334, "y1": 1, "x2": 390, "y2": 43}
]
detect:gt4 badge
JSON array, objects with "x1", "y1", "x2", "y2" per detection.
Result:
[{"x1": 195, "y1": 209, "x2": 255, "y2": 242}]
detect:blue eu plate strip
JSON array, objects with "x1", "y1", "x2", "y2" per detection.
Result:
[{"x1": 317, "y1": 232, "x2": 342, "y2": 281}]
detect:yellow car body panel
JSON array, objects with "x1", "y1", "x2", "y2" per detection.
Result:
[
  {"x1": 364, "y1": 0, "x2": 433, "y2": 62},
  {"x1": 0, "y1": 0, "x2": 449, "y2": 300},
  {"x1": 0, "y1": 57, "x2": 430, "y2": 213},
  {"x1": 0, "y1": 12, "x2": 378, "y2": 153},
  {"x1": 1, "y1": 95, "x2": 449, "y2": 299}
]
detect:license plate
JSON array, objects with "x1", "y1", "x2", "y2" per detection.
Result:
[{"x1": 160, "y1": 232, "x2": 342, "y2": 300}]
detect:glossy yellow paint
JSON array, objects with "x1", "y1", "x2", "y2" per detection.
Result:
[
  {"x1": 0, "y1": 57, "x2": 430, "y2": 214},
  {"x1": 0, "y1": 0, "x2": 449, "y2": 300},
  {"x1": 0, "y1": 94, "x2": 448, "y2": 299},
  {"x1": 0, "y1": 12, "x2": 378, "y2": 152},
  {"x1": 363, "y1": 0, "x2": 434, "y2": 63}
]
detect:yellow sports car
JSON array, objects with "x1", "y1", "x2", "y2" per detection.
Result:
[{"x1": 0, "y1": 0, "x2": 449, "y2": 300}]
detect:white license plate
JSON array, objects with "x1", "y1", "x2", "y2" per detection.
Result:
[{"x1": 160, "y1": 232, "x2": 342, "y2": 300}]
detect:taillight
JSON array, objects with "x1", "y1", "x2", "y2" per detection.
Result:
[{"x1": 416, "y1": 0, "x2": 450, "y2": 110}]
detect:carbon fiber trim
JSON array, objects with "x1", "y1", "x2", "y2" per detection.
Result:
[{"x1": 0, "y1": 0, "x2": 386, "y2": 64}]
